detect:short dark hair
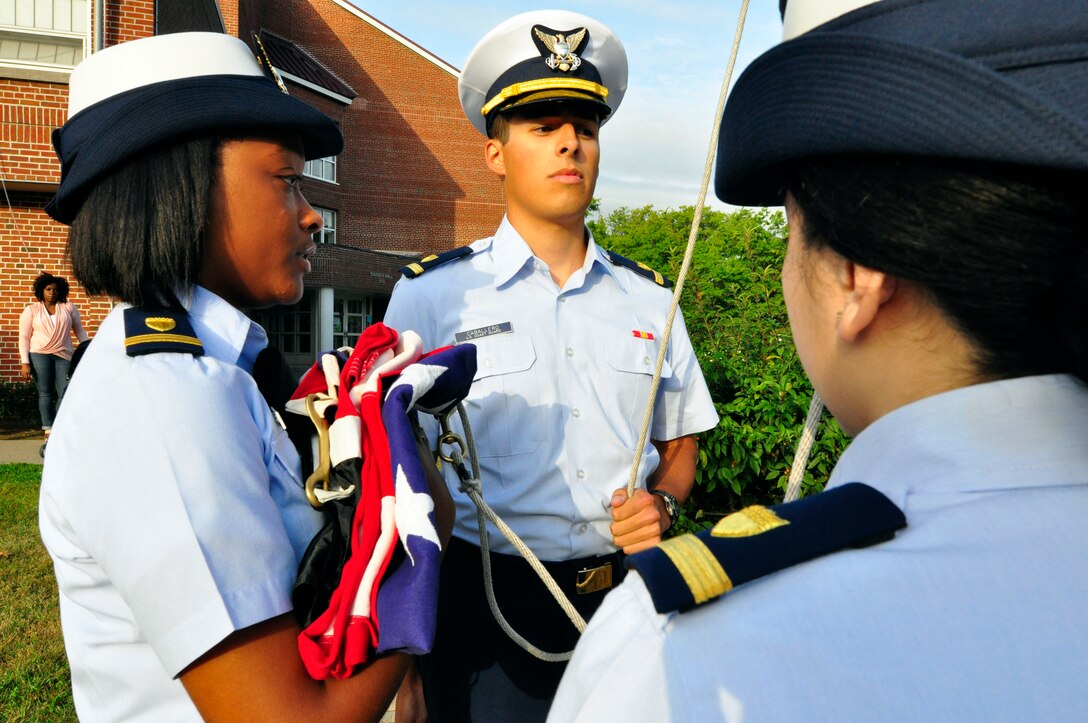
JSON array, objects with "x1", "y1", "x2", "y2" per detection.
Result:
[
  {"x1": 488, "y1": 111, "x2": 512, "y2": 142},
  {"x1": 67, "y1": 136, "x2": 220, "y2": 308},
  {"x1": 786, "y1": 157, "x2": 1088, "y2": 384},
  {"x1": 33, "y1": 272, "x2": 69, "y2": 302}
]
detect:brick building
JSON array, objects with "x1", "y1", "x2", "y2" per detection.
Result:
[{"x1": 0, "y1": 0, "x2": 505, "y2": 378}]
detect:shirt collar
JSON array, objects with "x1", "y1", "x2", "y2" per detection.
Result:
[
  {"x1": 588, "y1": 233, "x2": 627, "y2": 291},
  {"x1": 827, "y1": 374, "x2": 1088, "y2": 508},
  {"x1": 182, "y1": 286, "x2": 267, "y2": 373},
  {"x1": 490, "y1": 216, "x2": 534, "y2": 287},
  {"x1": 490, "y1": 215, "x2": 624, "y2": 291}
]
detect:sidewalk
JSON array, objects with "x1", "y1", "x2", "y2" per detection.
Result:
[{"x1": 0, "y1": 437, "x2": 46, "y2": 464}]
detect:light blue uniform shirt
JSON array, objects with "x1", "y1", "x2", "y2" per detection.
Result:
[
  {"x1": 384, "y1": 217, "x2": 718, "y2": 560},
  {"x1": 39, "y1": 287, "x2": 321, "y2": 723},
  {"x1": 550, "y1": 374, "x2": 1088, "y2": 721}
]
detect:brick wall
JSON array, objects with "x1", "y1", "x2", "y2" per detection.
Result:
[
  {"x1": 220, "y1": 2, "x2": 239, "y2": 35},
  {"x1": 238, "y1": 0, "x2": 505, "y2": 256},
  {"x1": 1, "y1": 0, "x2": 507, "y2": 381},
  {"x1": 0, "y1": 0, "x2": 154, "y2": 381},
  {"x1": 289, "y1": 85, "x2": 347, "y2": 214},
  {"x1": 0, "y1": 81, "x2": 66, "y2": 184},
  {"x1": 105, "y1": 0, "x2": 155, "y2": 45}
]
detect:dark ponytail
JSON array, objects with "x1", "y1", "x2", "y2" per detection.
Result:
[{"x1": 786, "y1": 157, "x2": 1088, "y2": 384}]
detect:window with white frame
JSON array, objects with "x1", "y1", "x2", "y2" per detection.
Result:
[
  {"x1": 303, "y1": 155, "x2": 337, "y2": 183},
  {"x1": 314, "y1": 207, "x2": 337, "y2": 245},
  {"x1": 332, "y1": 297, "x2": 372, "y2": 349},
  {"x1": 0, "y1": 0, "x2": 88, "y2": 72}
]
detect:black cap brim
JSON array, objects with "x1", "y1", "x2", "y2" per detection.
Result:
[{"x1": 47, "y1": 74, "x2": 343, "y2": 224}]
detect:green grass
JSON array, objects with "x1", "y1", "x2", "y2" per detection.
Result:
[{"x1": 0, "y1": 464, "x2": 76, "y2": 722}]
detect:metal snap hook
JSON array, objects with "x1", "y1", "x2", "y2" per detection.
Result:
[{"x1": 437, "y1": 431, "x2": 467, "y2": 464}]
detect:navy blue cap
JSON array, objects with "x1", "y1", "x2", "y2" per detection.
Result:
[
  {"x1": 47, "y1": 32, "x2": 343, "y2": 224},
  {"x1": 459, "y1": 10, "x2": 628, "y2": 136},
  {"x1": 715, "y1": 0, "x2": 1088, "y2": 206}
]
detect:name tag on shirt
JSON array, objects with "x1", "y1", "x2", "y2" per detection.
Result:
[{"x1": 455, "y1": 322, "x2": 513, "y2": 344}]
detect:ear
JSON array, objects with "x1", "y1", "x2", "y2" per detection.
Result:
[
  {"x1": 837, "y1": 261, "x2": 897, "y2": 343},
  {"x1": 484, "y1": 138, "x2": 505, "y2": 179}
]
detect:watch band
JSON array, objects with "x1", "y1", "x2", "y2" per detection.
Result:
[{"x1": 650, "y1": 488, "x2": 681, "y2": 526}]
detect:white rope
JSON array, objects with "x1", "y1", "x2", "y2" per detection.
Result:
[
  {"x1": 783, "y1": 391, "x2": 824, "y2": 503},
  {"x1": 627, "y1": 0, "x2": 752, "y2": 496},
  {"x1": 0, "y1": 152, "x2": 36, "y2": 261},
  {"x1": 441, "y1": 406, "x2": 585, "y2": 662}
]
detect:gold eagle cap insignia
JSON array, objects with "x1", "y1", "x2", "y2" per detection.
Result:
[
  {"x1": 145, "y1": 317, "x2": 177, "y2": 333},
  {"x1": 533, "y1": 26, "x2": 587, "y2": 72},
  {"x1": 711, "y1": 505, "x2": 790, "y2": 538}
]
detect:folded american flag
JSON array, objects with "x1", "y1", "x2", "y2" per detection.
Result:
[
  {"x1": 376, "y1": 343, "x2": 476, "y2": 655},
  {"x1": 285, "y1": 323, "x2": 476, "y2": 679}
]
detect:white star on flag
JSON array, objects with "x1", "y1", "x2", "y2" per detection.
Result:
[
  {"x1": 394, "y1": 463, "x2": 440, "y2": 565},
  {"x1": 386, "y1": 363, "x2": 448, "y2": 412}
]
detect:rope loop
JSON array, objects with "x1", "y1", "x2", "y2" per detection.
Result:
[{"x1": 436, "y1": 405, "x2": 586, "y2": 661}]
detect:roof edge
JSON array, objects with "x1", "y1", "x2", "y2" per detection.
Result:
[
  {"x1": 279, "y1": 69, "x2": 354, "y2": 104},
  {"x1": 329, "y1": 0, "x2": 460, "y2": 77}
]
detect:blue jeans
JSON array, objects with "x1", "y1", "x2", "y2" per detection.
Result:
[{"x1": 29, "y1": 352, "x2": 71, "y2": 430}]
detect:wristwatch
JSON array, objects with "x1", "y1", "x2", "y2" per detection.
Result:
[{"x1": 649, "y1": 488, "x2": 681, "y2": 528}]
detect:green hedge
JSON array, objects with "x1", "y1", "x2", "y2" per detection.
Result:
[
  {"x1": 0, "y1": 381, "x2": 37, "y2": 425},
  {"x1": 589, "y1": 205, "x2": 848, "y2": 529}
]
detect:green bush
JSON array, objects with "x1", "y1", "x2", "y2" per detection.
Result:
[
  {"x1": 0, "y1": 381, "x2": 37, "y2": 424},
  {"x1": 590, "y1": 204, "x2": 847, "y2": 527}
]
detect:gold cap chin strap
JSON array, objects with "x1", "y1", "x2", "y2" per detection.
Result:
[{"x1": 481, "y1": 77, "x2": 608, "y2": 116}]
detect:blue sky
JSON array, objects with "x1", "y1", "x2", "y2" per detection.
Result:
[{"x1": 350, "y1": 2, "x2": 783, "y2": 213}]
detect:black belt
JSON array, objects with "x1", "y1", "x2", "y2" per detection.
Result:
[
  {"x1": 538, "y1": 550, "x2": 626, "y2": 596},
  {"x1": 447, "y1": 537, "x2": 626, "y2": 597}
]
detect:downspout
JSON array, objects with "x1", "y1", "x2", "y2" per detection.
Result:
[
  {"x1": 94, "y1": 0, "x2": 114, "y2": 313},
  {"x1": 94, "y1": 0, "x2": 104, "y2": 51}
]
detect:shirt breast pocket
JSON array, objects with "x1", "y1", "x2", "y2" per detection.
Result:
[
  {"x1": 468, "y1": 334, "x2": 542, "y2": 457},
  {"x1": 605, "y1": 337, "x2": 673, "y2": 440}
]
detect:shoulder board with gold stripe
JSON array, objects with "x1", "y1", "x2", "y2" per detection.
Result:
[
  {"x1": 627, "y1": 483, "x2": 905, "y2": 614},
  {"x1": 399, "y1": 246, "x2": 474, "y2": 278},
  {"x1": 123, "y1": 308, "x2": 204, "y2": 357},
  {"x1": 605, "y1": 250, "x2": 672, "y2": 288}
]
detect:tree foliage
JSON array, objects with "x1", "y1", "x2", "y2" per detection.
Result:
[{"x1": 589, "y1": 204, "x2": 847, "y2": 529}]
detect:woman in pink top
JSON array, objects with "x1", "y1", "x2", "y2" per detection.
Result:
[{"x1": 19, "y1": 272, "x2": 89, "y2": 434}]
